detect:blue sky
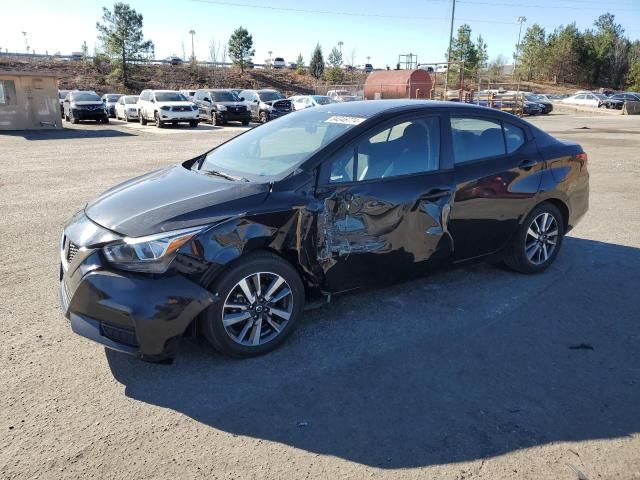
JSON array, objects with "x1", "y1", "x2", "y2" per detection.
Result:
[{"x1": 2, "y1": 0, "x2": 640, "y2": 68}]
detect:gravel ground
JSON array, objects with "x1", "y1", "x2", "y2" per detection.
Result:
[{"x1": 0, "y1": 113, "x2": 639, "y2": 480}]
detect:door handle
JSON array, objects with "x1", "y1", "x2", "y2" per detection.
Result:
[{"x1": 519, "y1": 159, "x2": 538, "y2": 170}]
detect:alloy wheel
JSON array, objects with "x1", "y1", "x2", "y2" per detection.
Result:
[
  {"x1": 222, "y1": 272, "x2": 294, "y2": 346},
  {"x1": 525, "y1": 212, "x2": 559, "y2": 265}
]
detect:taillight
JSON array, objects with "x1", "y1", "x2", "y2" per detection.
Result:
[{"x1": 576, "y1": 152, "x2": 588, "y2": 170}]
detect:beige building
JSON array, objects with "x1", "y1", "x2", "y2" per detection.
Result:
[{"x1": 0, "y1": 71, "x2": 62, "y2": 130}]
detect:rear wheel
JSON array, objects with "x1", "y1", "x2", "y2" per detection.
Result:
[
  {"x1": 242, "y1": 120, "x2": 250, "y2": 126},
  {"x1": 201, "y1": 252, "x2": 305, "y2": 357},
  {"x1": 189, "y1": 120, "x2": 198, "y2": 128},
  {"x1": 140, "y1": 112, "x2": 147, "y2": 125},
  {"x1": 503, "y1": 202, "x2": 565, "y2": 274},
  {"x1": 212, "y1": 112, "x2": 220, "y2": 126}
]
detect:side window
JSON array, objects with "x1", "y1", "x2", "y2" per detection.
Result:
[
  {"x1": 503, "y1": 123, "x2": 526, "y2": 153},
  {"x1": 140, "y1": 91, "x2": 148, "y2": 101},
  {"x1": 451, "y1": 117, "x2": 506, "y2": 163},
  {"x1": 328, "y1": 116, "x2": 440, "y2": 183}
]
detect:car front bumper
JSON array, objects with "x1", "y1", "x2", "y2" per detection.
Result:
[
  {"x1": 159, "y1": 109, "x2": 199, "y2": 122},
  {"x1": 59, "y1": 216, "x2": 216, "y2": 361},
  {"x1": 72, "y1": 108, "x2": 108, "y2": 120}
]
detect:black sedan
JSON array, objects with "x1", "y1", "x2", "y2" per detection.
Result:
[{"x1": 59, "y1": 101, "x2": 589, "y2": 361}]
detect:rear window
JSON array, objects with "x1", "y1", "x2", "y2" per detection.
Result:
[
  {"x1": 106, "y1": 95, "x2": 122, "y2": 101},
  {"x1": 451, "y1": 117, "x2": 506, "y2": 163}
]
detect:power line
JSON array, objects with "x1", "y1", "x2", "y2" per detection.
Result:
[{"x1": 459, "y1": 0, "x2": 639, "y2": 11}]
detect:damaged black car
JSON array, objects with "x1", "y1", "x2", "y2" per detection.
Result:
[{"x1": 59, "y1": 100, "x2": 589, "y2": 361}]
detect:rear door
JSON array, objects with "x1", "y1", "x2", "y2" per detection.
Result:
[
  {"x1": 447, "y1": 114, "x2": 543, "y2": 260},
  {"x1": 315, "y1": 112, "x2": 455, "y2": 292}
]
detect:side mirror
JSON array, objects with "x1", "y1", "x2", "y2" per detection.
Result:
[
  {"x1": 102, "y1": 99, "x2": 106, "y2": 103},
  {"x1": 150, "y1": 99, "x2": 155, "y2": 103},
  {"x1": 239, "y1": 97, "x2": 245, "y2": 101},
  {"x1": 253, "y1": 99, "x2": 258, "y2": 103},
  {"x1": 204, "y1": 97, "x2": 211, "y2": 103}
]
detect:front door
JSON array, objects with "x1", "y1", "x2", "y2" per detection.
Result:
[
  {"x1": 447, "y1": 115, "x2": 543, "y2": 260},
  {"x1": 315, "y1": 113, "x2": 455, "y2": 292}
]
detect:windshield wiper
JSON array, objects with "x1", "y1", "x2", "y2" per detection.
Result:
[{"x1": 202, "y1": 169, "x2": 249, "y2": 182}]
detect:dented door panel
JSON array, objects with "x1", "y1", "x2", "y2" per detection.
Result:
[{"x1": 316, "y1": 172, "x2": 455, "y2": 292}]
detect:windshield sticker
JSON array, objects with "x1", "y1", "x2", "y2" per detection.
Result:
[{"x1": 325, "y1": 115, "x2": 366, "y2": 125}]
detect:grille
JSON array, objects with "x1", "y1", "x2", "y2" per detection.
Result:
[
  {"x1": 67, "y1": 242, "x2": 79, "y2": 263},
  {"x1": 172, "y1": 106, "x2": 190, "y2": 112},
  {"x1": 273, "y1": 100, "x2": 292, "y2": 112},
  {"x1": 101, "y1": 322, "x2": 139, "y2": 347}
]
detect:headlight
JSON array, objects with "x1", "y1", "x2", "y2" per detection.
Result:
[
  {"x1": 191, "y1": 105, "x2": 198, "y2": 111},
  {"x1": 215, "y1": 104, "x2": 227, "y2": 111},
  {"x1": 102, "y1": 226, "x2": 205, "y2": 273},
  {"x1": 160, "y1": 105, "x2": 171, "y2": 111}
]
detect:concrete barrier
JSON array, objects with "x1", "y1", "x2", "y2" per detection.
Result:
[{"x1": 622, "y1": 101, "x2": 640, "y2": 115}]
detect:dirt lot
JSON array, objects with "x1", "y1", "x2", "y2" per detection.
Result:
[{"x1": 0, "y1": 112, "x2": 639, "y2": 480}]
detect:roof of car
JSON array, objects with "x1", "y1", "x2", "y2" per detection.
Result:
[{"x1": 310, "y1": 99, "x2": 505, "y2": 118}]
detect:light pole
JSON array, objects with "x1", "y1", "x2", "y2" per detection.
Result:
[
  {"x1": 268, "y1": 50, "x2": 272, "y2": 67},
  {"x1": 444, "y1": 0, "x2": 456, "y2": 93},
  {"x1": 21, "y1": 31, "x2": 29, "y2": 54},
  {"x1": 188, "y1": 30, "x2": 196, "y2": 61},
  {"x1": 514, "y1": 16, "x2": 527, "y2": 75}
]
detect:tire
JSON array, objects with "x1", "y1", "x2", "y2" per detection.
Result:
[
  {"x1": 259, "y1": 111, "x2": 268, "y2": 123},
  {"x1": 503, "y1": 202, "x2": 565, "y2": 274},
  {"x1": 64, "y1": 111, "x2": 69, "y2": 122},
  {"x1": 103, "y1": 117, "x2": 109, "y2": 124},
  {"x1": 190, "y1": 120, "x2": 198, "y2": 128},
  {"x1": 69, "y1": 111, "x2": 78, "y2": 124},
  {"x1": 154, "y1": 111, "x2": 163, "y2": 128},
  {"x1": 201, "y1": 252, "x2": 305, "y2": 358},
  {"x1": 140, "y1": 112, "x2": 147, "y2": 125},
  {"x1": 212, "y1": 112, "x2": 220, "y2": 126},
  {"x1": 242, "y1": 120, "x2": 250, "y2": 126}
]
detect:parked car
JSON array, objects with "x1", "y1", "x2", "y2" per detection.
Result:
[
  {"x1": 63, "y1": 91, "x2": 109, "y2": 124},
  {"x1": 114, "y1": 95, "x2": 140, "y2": 122},
  {"x1": 524, "y1": 94, "x2": 553, "y2": 114},
  {"x1": 101, "y1": 93, "x2": 124, "y2": 118},
  {"x1": 272, "y1": 57, "x2": 286, "y2": 69},
  {"x1": 165, "y1": 56, "x2": 183, "y2": 65},
  {"x1": 137, "y1": 89, "x2": 199, "y2": 128},
  {"x1": 192, "y1": 89, "x2": 251, "y2": 125},
  {"x1": 562, "y1": 93, "x2": 624, "y2": 109},
  {"x1": 288, "y1": 62, "x2": 297, "y2": 69},
  {"x1": 239, "y1": 89, "x2": 292, "y2": 123},
  {"x1": 59, "y1": 100, "x2": 589, "y2": 361},
  {"x1": 327, "y1": 89, "x2": 360, "y2": 102},
  {"x1": 290, "y1": 95, "x2": 333, "y2": 111},
  {"x1": 58, "y1": 90, "x2": 70, "y2": 118},
  {"x1": 364, "y1": 63, "x2": 373, "y2": 73},
  {"x1": 608, "y1": 92, "x2": 640, "y2": 102}
]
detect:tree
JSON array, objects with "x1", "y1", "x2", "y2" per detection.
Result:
[
  {"x1": 447, "y1": 24, "x2": 484, "y2": 79},
  {"x1": 228, "y1": 26, "x2": 254, "y2": 72},
  {"x1": 96, "y1": 2, "x2": 154, "y2": 87},
  {"x1": 295, "y1": 53, "x2": 305, "y2": 74},
  {"x1": 80, "y1": 41, "x2": 89, "y2": 61},
  {"x1": 488, "y1": 54, "x2": 507, "y2": 80},
  {"x1": 518, "y1": 24, "x2": 547, "y2": 80},
  {"x1": 327, "y1": 46, "x2": 342, "y2": 68},
  {"x1": 546, "y1": 23, "x2": 586, "y2": 84},
  {"x1": 476, "y1": 35, "x2": 488, "y2": 70},
  {"x1": 309, "y1": 43, "x2": 325, "y2": 80},
  {"x1": 626, "y1": 41, "x2": 640, "y2": 91}
]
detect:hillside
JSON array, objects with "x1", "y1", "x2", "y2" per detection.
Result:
[{"x1": 0, "y1": 58, "x2": 368, "y2": 96}]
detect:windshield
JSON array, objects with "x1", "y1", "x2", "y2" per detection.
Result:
[
  {"x1": 155, "y1": 92, "x2": 187, "y2": 102},
  {"x1": 258, "y1": 91, "x2": 284, "y2": 102},
  {"x1": 124, "y1": 96, "x2": 139, "y2": 104},
  {"x1": 593, "y1": 94, "x2": 607, "y2": 100},
  {"x1": 212, "y1": 91, "x2": 236, "y2": 102},
  {"x1": 199, "y1": 109, "x2": 365, "y2": 179},
  {"x1": 106, "y1": 95, "x2": 122, "y2": 102},
  {"x1": 73, "y1": 92, "x2": 101, "y2": 102},
  {"x1": 313, "y1": 96, "x2": 332, "y2": 105}
]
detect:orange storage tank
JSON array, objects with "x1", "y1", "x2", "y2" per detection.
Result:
[{"x1": 364, "y1": 69, "x2": 433, "y2": 100}]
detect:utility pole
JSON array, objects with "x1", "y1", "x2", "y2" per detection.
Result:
[
  {"x1": 514, "y1": 16, "x2": 527, "y2": 76},
  {"x1": 21, "y1": 31, "x2": 29, "y2": 54},
  {"x1": 444, "y1": 0, "x2": 456, "y2": 93},
  {"x1": 268, "y1": 50, "x2": 272, "y2": 67},
  {"x1": 189, "y1": 30, "x2": 196, "y2": 61}
]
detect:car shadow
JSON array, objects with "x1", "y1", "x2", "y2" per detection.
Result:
[
  {"x1": 0, "y1": 128, "x2": 136, "y2": 140},
  {"x1": 106, "y1": 237, "x2": 640, "y2": 469}
]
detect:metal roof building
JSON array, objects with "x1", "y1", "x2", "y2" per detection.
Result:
[{"x1": 0, "y1": 71, "x2": 62, "y2": 130}]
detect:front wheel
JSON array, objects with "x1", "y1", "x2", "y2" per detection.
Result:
[
  {"x1": 503, "y1": 202, "x2": 565, "y2": 274},
  {"x1": 154, "y1": 112, "x2": 163, "y2": 128},
  {"x1": 259, "y1": 111, "x2": 268, "y2": 123},
  {"x1": 201, "y1": 252, "x2": 305, "y2": 357},
  {"x1": 212, "y1": 112, "x2": 220, "y2": 126},
  {"x1": 140, "y1": 113, "x2": 147, "y2": 125},
  {"x1": 242, "y1": 120, "x2": 250, "y2": 126},
  {"x1": 189, "y1": 120, "x2": 198, "y2": 128}
]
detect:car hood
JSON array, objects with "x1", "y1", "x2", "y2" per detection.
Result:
[
  {"x1": 85, "y1": 164, "x2": 271, "y2": 237},
  {"x1": 72, "y1": 101, "x2": 104, "y2": 107},
  {"x1": 155, "y1": 101, "x2": 195, "y2": 108},
  {"x1": 216, "y1": 102, "x2": 247, "y2": 107}
]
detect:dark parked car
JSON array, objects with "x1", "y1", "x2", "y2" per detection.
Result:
[
  {"x1": 608, "y1": 92, "x2": 640, "y2": 102},
  {"x1": 59, "y1": 101, "x2": 589, "y2": 362},
  {"x1": 101, "y1": 93, "x2": 123, "y2": 118},
  {"x1": 524, "y1": 94, "x2": 554, "y2": 114},
  {"x1": 239, "y1": 89, "x2": 292, "y2": 123},
  {"x1": 193, "y1": 89, "x2": 251, "y2": 125},
  {"x1": 63, "y1": 91, "x2": 108, "y2": 124}
]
